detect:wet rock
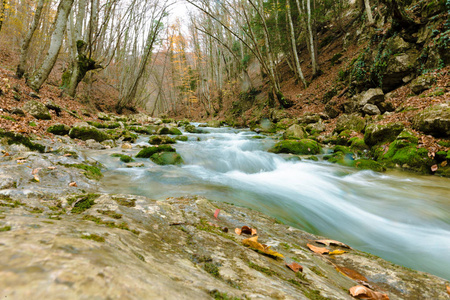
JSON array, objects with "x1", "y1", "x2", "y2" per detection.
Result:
[
  {"x1": 101, "y1": 140, "x2": 115, "y2": 148},
  {"x1": 22, "y1": 100, "x2": 51, "y2": 120},
  {"x1": 69, "y1": 123, "x2": 111, "y2": 142},
  {"x1": 149, "y1": 135, "x2": 176, "y2": 145},
  {"x1": 85, "y1": 139, "x2": 106, "y2": 150},
  {"x1": 282, "y1": 124, "x2": 307, "y2": 140},
  {"x1": 269, "y1": 139, "x2": 322, "y2": 155},
  {"x1": 364, "y1": 123, "x2": 404, "y2": 146},
  {"x1": 354, "y1": 159, "x2": 386, "y2": 172},
  {"x1": 136, "y1": 145, "x2": 175, "y2": 158},
  {"x1": 411, "y1": 75, "x2": 435, "y2": 94},
  {"x1": 334, "y1": 114, "x2": 365, "y2": 133},
  {"x1": 150, "y1": 152, "x2": 183, "y2": 165},
  {"x1": 47, "y1": 124, "x2": 70, "y2": 136},
  {"x1": 185, "y1": 124, "x2": 208, "y2": 134},
  {"x1": 126, "y1": 162, "x2": 144, "y2": 168},
  {"x1": 412, "y1": 103, "x2": 450, "y2": 138},
  {"x1": 381, "y1": 139, "x2": 433, "y2": 173},
  {"x1": 121, "y1": 143, "x2": 132, "y2": 149},
  {"x1": 362, "y1": 104, "x2": 381, "y2": 115},
  {"x1": 207, "y1": 120, "x2": 222, "y2": 128}
]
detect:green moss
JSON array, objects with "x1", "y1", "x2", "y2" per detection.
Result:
[
  {"x1": 150, "y1": 152, "x2": 183, "y2": 165},
  {"x1": 81, "y1": 234, "x2": 105, "y2": 242},
  {"x1": 149, "y1": 135, "x2": 176, "y2": 145},
  {"x1": 1, "y1": 115, "x2": 16, "y2": 122},
  {"x1": 0, "y1": 225, "x2": 11, "y2": 232},
  {"x1": 127, "y1": 126, "x2": 151, "y2": 134},
  {"x1": 69, "y1": 126, "x2": 111, "y2": 142},
  {"x1": 136, "y1": 145, "x2": 175, "y2": 158},
  {"x1": 30, "y1": 207, "x2": 44, "y2": 214},
  {"x1": 111, "y1": 153, "x2": 134, "y2": 163},
  {"x1": 203, "y1": 262, "x2": 220, "y2": 277},
  {"x1": 47, "y1": 124, "x2": 70, "y2": 135},
  {"x1": 162, "y1": 118, "x2": 175, "y2": 123},
  {"x1": 269, "y1": 139, "x2": 322, "y2": 155},
  {"x1": 169, "y1": 128, "x2": 182, "y2": 135},
  {"x1": 195, "y1": 219, "x2": 236, "y2": 241},
  {"x1": 185, "y1": 124, "x2": 208, "y2": 133},
  {"x1": 349, "y1": 137, "x2": 369, "y2": 152},
  {"x1": 175, "y1": 136, "x2": 188, "y2": 142},
  {"x1": 29, "y1": 121, "x2": 37, "y2": 127},
  {"x1": 397, "y1": 130, "x2": 419, "y2": 144},
  {"x1": 209, "y1": 291, "x2": 242, "y2": 300},
  {"x1": 0, "y1": 129, "x2": 45, "y2": 152},
  {"x1": 248, "y1": 262, "x2": 276, "y2": 276},
  {"x1": 68, "y1": 194, "x2": 100, "y2": 214},
  {"x1": 438, "y1": 140, "x2": 450, "y2": 147},
  {"x1": 83, "y1": 215, "x2": 139, "y2": 235},
  {"x1": 310, "y1": 266, "x2": 326, "y2": 278},
  {"x1": 382, "y1": 140, "x2": 433, "y2": 173},
  {"x1": 62, "y1": 164, "x2": 103, "y2": 180},
  {"x1": 354, "y1": 159, "x2": 386, "y2": 172},
  {"x1": 112, "y1": 197, "x2": 136, "y2": 207},
  {"x1": 87, "y1": 121, "x2": 120, "y2": 129},
  {"x1": 304, "y1": 289, "x2": 329, "y2": 300},
  {"x1": 97, "y1": 209, "x2": 122, "y2": 219}
]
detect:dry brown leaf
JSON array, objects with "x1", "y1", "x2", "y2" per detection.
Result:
[
  {"x1": 307, "y1": 243, "x2": 329, "y2": 254},
  {"x1": 69, "y1": 182, "x2": 77, "y2": 187},
  {"x1": 349, "y1": 285, "x2": 389, "y2": 300},
  {"x1": 336, "y1": 266, "x2": 367, "y2": 281},
  {"x1": 48, "y1": 166, "x2": 56, "y2": 170},
  {"x1": 242, "y1": 236, "x2": 283, "y2": 258},
  {"x1": 286, "y1": 262, "x2": 303, "y2": 273},
  {"x1": 329, "y1": 249, "x2": 347, "y2": 255},
  {"x1": 235, "y1": 228, "x2": 242, "y2": 235},
  {"x1": 441, "y1": 161, "x2": 448, "y2": 167},
  {"x1": 315, "y1": 239, "x2": 350, "y2": 248}
]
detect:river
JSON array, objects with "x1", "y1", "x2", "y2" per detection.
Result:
[{"x1": 86, "y1": 125, "x2": 450, "y2": 280}]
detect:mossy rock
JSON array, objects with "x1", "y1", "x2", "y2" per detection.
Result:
[
  {"x1": 325, "y1": 146, "x2": 354, "y2": 166},
  {"x1": 87, "y1": 121, "x2": 120, "y2": 129},
  {"x1": 63, "y1": 164, "x2": 103, "y2": 180},
  {"x1": 435, "y1": 165, "x2": 450, "y2": 178},
  {"x1": 97, "y1": 112, "x2": 111, "y2": 121},
  {"x1": 168, "y1": 128, "x2": 182, "y2": 135},
  {"x1": 396, "y1": 130, "x2": 419, "y2": 144},
  {"x1": 136, "y1": 145, "x2": 175, "y2": 158},
  {"x1": 336, "y1": 130, "x2": 352, "y2": 146},
  {"x1": 207, "y1": 120, "x2": 223, "y2": 128},
  {"x1": 22, "y1": 100, "x2": 51, "y2": 120},
  {"x1": 149, "y1": 135, "x2": 176, "y2": 145},
  {"x1": 0, "y1": 129, "x2": 45, "y2": 152},
  {"x1": 127, "y1": 126, "x2": 152, "y2": 134},
  {"x1": 382, "y1": 140, "x2": 433, "y2": 173},
  {"x1": 364, "y1": 123, "x2": 404, "y2": 146},
  {"x1": 111, "y1": 153, "x2": 134, "y2": 163},
  {"x1": 282, "y1": 124, "x2": 307, "y2": 140},
  {"x1": 69, "y1": 123, "x2": 111, "y2": 142},
  {"x1": 185, "y1": 124, "x2": 209, "y2": 134},
  {"x1": 175, "y1": 136, "x2": 188, "y2": 142},
  {"x1": 177, "y1": 120, "x2": 190, "y2": 127},
  {"x1": 47, "y1": 124, "x2": 70, "y2": 136},
  {"x1": 335, "y1": 114, "x2": 365, "y2": 133},
  {"x1": 412, "y1": 104, "x2": 450, "y2": 138},
  {"x1": 276, "y1": 118, "x2": 296, "y2": 130},
  {"x1": 150, "y1": 152, "x2": 183, "y2": 165},
  {"x1": 354, "y1": 159, "x2": 386, "y2": 172},
  {"x1": 349, "y1": 137, "x2": 369, "y2": 152},
  {"x1": 121, "y1": 131, "x2": 138, "y2": 143},
  {"x1": 162, "y1": 118, "x2": 175, "y2": 124},
  {"x1": 269, "y1": 139, "x2": 322, "y2": 155}
]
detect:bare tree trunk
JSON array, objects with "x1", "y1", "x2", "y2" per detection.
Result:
[
  {"x1": 364, "y1": 0, "x2": 375, "y2": 25},
  {"x1": 306, "y1": 0, "x2": 319, "y2": 77},
  {"x1": 16, "y1": 0, "x2": 45, "y2": 78},
  {"x1": 286, "y1": 1, "x2": 307, "y2": 87},
  {"x1": 28, "y1": 0, "x2": 75, "y2": 91}
]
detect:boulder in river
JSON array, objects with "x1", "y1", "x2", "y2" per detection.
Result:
[
  {"x1": 269, "y1": 139, "x2": 321, "y2": 155},
  {"x1": 149, "y1": 135, "x2": 176, "y2": 145},
  {"x1": 136, "y1": 144, "x2": 175, "y2": 158},
  {"x1": 150, "y1": 152, "x2": 183, "y2": 165},
  {"x1": 22, "y1": 100, "x2": 51, "y2": 120},
  {"x1": 69, "y1": 122, "x2": 111, "y2": 142}
]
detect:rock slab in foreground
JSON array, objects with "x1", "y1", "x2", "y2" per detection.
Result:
[{"x1": 0, "y1": 194, "x2": 448, "y2": 300}]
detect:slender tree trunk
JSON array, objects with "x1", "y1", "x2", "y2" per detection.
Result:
[
  {"x1": 286, "y1": 1, "x2": 307, "y2": 87},
  {"x1": 0, "y1": 0, "x2": 7, "y2": 32},
  {"x1": 28, "y1": 0, "x2": 75, "y2": 91},
  {"x1": 16, "y1": 0, "x2": 45, "y2": 78},
  {"x1": 364, "y1": 0, "x2": 375, "y2": 25},
  {"x1": 306, "y1": 0, "x2": 319, "y2": 77}
]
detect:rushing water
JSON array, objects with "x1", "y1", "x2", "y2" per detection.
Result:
[{"x1": 87, "y1": 125, "x2": 450, "y2": 280}]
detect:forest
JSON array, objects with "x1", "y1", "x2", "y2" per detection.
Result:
[{"x1": 0, "y1": 0, "x2": 449, "y2": 299}]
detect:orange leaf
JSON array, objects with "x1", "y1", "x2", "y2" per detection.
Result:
[
  {"x1": 33, "y1": 174, "x2": 40, "y2": 182},
  {"x1": 315, "y1": 239, "x2": 350, "y2": 248},
  {"x1": 286, "y1": 262, "x2": 303, "y2": 273},
  {"x1": 214, "y1": 208, "x2": 220, "y2": 219},
  {"x1": 441, "y1": 161, "x2": 448, "y2": 167},
  {"x1": 307, "y1": 243, "x2": 329, "y2": 254},
  {"x1": 447, "y1": 284, "x2": 450, "y2": 296},
  {"x1": 251, "y1": 228, "x2": 257, "y2": 235},
  {"x1": 235, "y1": 228, "x2": 242, "y2": 235},
  {"x1": 336, "y1": 266, "x2": 367, "y2": 281},
  {"x1": 242, "y1": 236, "x2": 283, "y2": 258},
  {"x1": 349, "y1": 285, "x2": 389, "y2": 300},
  {"x1": 69, "y1": 182, "x2": 77, "y2": 187}
]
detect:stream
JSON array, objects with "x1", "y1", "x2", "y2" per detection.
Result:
[{"x1": 86, "y1": 125, "x2": 450, "y2": 280}]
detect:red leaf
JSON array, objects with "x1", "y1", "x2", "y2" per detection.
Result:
[
  {"x1": 214, "y1": 208, "x2": 220, "y2": 219},
  {"x1": 286, "y1": 262, "x2": 303, "y2": 273}
]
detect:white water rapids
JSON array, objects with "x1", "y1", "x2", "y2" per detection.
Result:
[{"x1": 88, "y1": 126, "x2": 450, "y2": 280}]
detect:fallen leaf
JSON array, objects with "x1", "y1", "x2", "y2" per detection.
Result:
[
  {"x1": 48, "y1": 166, "x2": 56, "y2": 170},
  {"x1": 32, "y1": 168, "x2": 41, "y2": 175},
  {"x1": 446, "y1": 285, "x2": 450, "y2": 295},
  {"x1": 235, "y1": 226, "x2": 257, "y2": 235},
  {"x1": 431, "y1": 164, "x2": 438, "y2": 172},
  {"x1": 315, "y1": 239, "x2": 350, "y2": 248},
  {"x1": 286, "y1": 262, "x2": 303, "y2": 273},
  {"x1": 336, "y1": 266, "x2": 367, "y2": 281},
  {"x1": 235, "y1": 228, "x2": 242, "y2": 235},
  {"x1": 251, "y1": 228, "x2": 257, "y2": 235},
  {"x1": 64, "y1": 153, "x2": 72, "y2": 157},
  {"x1": 69, "y1": 182, "x2": 77, "y2": 187},
  {"x1": 214, "y1": 208, "x2": 220, "y2": 219},
  {"x1": 349, "y1": 285, "x2": 389, "y2": 300},
  {"x1": 242, "y1": 236, "x2": 284, "y2": 258},
  {"x1": 307, "y1": 243, "x2": 329, "y2": 254},
  {"x1": 33, "y1": 174, "x2": 40, "y2": 182},
  {"x1": 17, "y1": 160, "x2": 26, "y2": 164},
  {"x1": 329, "y1": 249, "x2": 347, "y2": 255},
  {"x1": 441, "y1": 161, "x2": 448, "y2": 167},
  {"x1": 1, "y1": 152, "x2": 9, "y2": 157}
]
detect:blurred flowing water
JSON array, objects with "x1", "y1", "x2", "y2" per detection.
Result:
[{"x1": 87, "y1": 126, "x2": 450, "y2": 280}]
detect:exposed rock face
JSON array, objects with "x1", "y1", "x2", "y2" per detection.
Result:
[
  {"x1": 412, "y1": 103, "x2": 450, "y2": 138},
  {"x1": 364, "y1": 123, "x2": 405, "y2": 146},
  {"x1": 334, "y1": 114, "x2": 365, "y2": 133},
  {"x1": 382, "y1": 50, "x2": 418, "y2": 92},
  {"x1": 0, "y1": 194, "x2": 447, "y2": 299},
  {"x1": 22, "y1": 100, "x2": 51, "y2": 120},
  {"x1": 282, "y1": 124, "x2": 307, "y2": 140},
  {"x1": 69, "y1": 122, "x2": 110, "y2": 142},
  {"x1": 411, "y1": 75, "x2": 435, "y2": 94},
  {"x1": 362, "y1": 104, "x2": 381, "y2": 115},
  {"x1": 357, "y1": 88, "x2": 385, "y2": 107}
]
